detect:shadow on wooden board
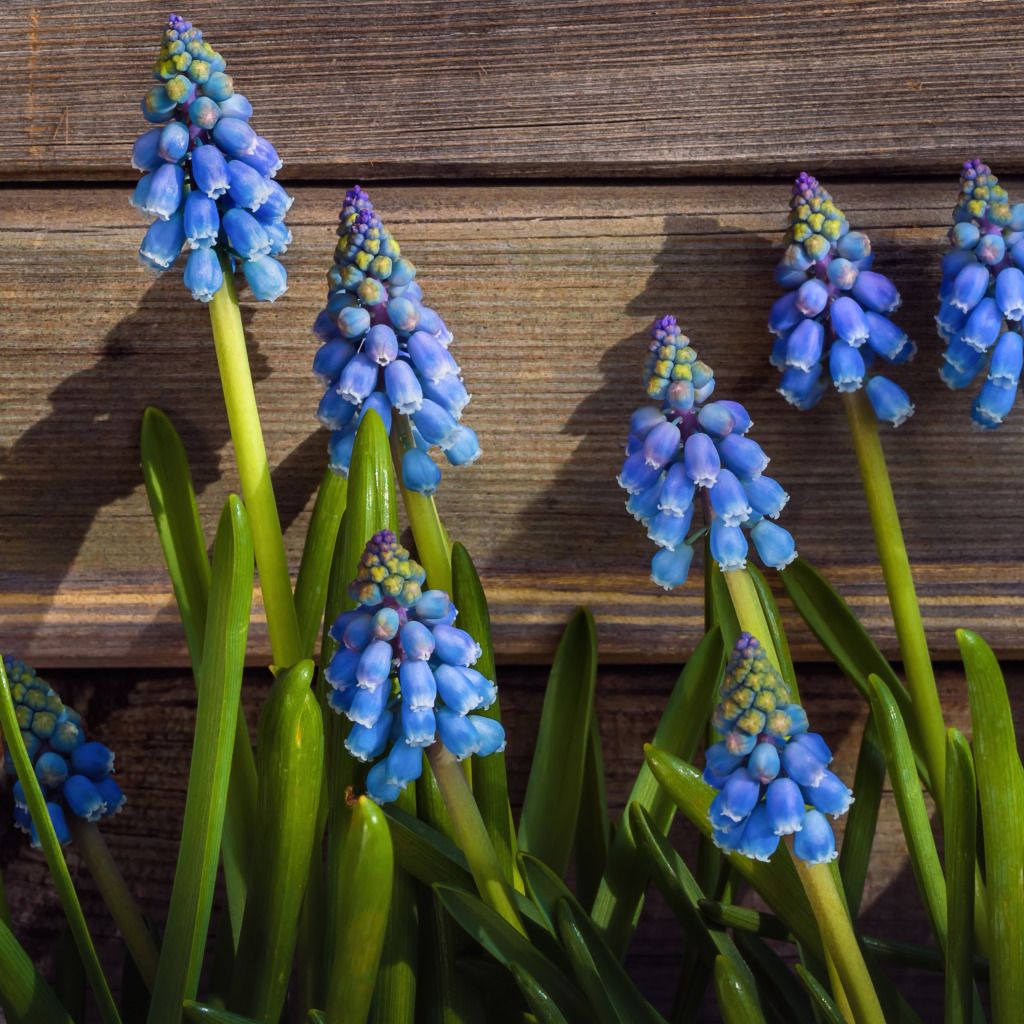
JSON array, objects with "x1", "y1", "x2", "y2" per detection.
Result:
[{"x1": 0, "y1": 274, "x2": 324, "y2": 656}]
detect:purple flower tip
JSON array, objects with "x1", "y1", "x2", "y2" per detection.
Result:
[
  {"x1": 961, "y1": 158, "x2": 988, "y2": 181},
  {"x1": 792, "y1": 171, "x2": 820, "y2": 197}
]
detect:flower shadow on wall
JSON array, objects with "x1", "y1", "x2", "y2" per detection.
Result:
[{"x1": 0, "y1": 274, "x2": 322, "y2": 659}]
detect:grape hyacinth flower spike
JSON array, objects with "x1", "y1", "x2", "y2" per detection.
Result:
[
  {"x1": 324, "y1": 530, "x2": 504, "y2": 804},
  {"x1": 770, "y1": 173, "x2": 915, "y2": 427},
  {"x1": 936, "y1": 159, "x2": 1024, "y2": 428},
  {"x1": 311, "y1": 186, "x2": 481, "y2": 491},
  {"x1": 131, "y1": 13, "x2": 291, "y2": 301},
  {"x1": 617, "y1": 316, "x2": 797, "y2": 590},
  {"x1": 704, "y1": 633, "x2": 852, "y2": 864},
  {"x1": 1, "y1": 656, "x2": 125, "y2": 847}
]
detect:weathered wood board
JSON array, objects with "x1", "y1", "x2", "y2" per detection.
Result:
[
  {"x1": 1, "y1": 662, "x2": 1005, "y2": 1020},
  {"x1": 1, "y1": 182, "x2": 1022, "y2": 665},
  {"x1": 3, "y1": 2, "x2": 1024, "y2": 180}
]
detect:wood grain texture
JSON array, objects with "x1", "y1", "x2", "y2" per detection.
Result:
[
  {"x1": 3, "y1": 1, "x2": 1024, "y2": 180},
  {"x1": 1, "y1": 662, "x2": 1008, "y2": 1021},
  {"x1": 1, "y1": 182, "x2": 1022, "y2": 666}
]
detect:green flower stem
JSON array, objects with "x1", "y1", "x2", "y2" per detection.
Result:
[
  {"x1": 790, "y1": 846, "x2": 884, "y2": 1024},
  {"x1": 723, "y1": 568, "x2": 779, "y2": 670},
  {"x1": 425, "y1": 743, "x2": 526, "y2": 937},
  {"x1": 842, "y1": 388, "x2": 945, "y2": 815},
  {"x1": 391, "y1": 419, "x2": 452, "y2": 593},
  {"x1": 0, "y1": 658, "x2": 121, "y2": 1024},
  {"x1": 208, "y1": 253, "x2": 302, "y2": 668},
  {"x1": 66, "y1": 816, "x2": 159, "y2": 992}
]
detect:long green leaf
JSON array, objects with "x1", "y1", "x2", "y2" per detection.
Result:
[
  {"x1": 643, "y1": 745, "x2": 822, "y2": 956},
  {"x1": 452, "y1": 542, "x2": 516, "y2": 886},
  {"x1": 944, "y1": 728, "x2": 976, "y2": 1024},
  {"x1": 518, "y1": 608, "x2": 598, "y2": 878},
  {"x1": 182, "y1": 1004, "x2": 261, "y2": 1024},
  {"x1": 555, "y1": 899, "x2": 668, "y2": 1024},
  {"x1": 0, "y1": 913, "x2": 72, "y2": 1024},
  {"x1": 629, "y1": 806, "x2": 753, "y2": 976},
  {"x1": 713, "y1": 955, "x2": 767, "y2": 1024},
  {"x1": 838, "y1": 711, "x2": 886, "y2": 919},
  {"x1": 141, "y1": 406, "x2": 256, "y2": 939},
  {"x1": 779, "y1": 558, "x2": 927, "y2": 784},
  {"x1": 509, "y1": 962, "x2": 570, "y2": 1024},
  {"x1": 709, "y1": 565, "x2": 741, "y2": 654},
  {"x1": 140, "y1": 407, "x2": 212, "y2": 671},
  {"x1": 591, "y1": 626, "x2": 725, "y2": 956},
  {"x1": 326, "y1": 797, "x2": 394, "y2": 1024},
  {"x1": 866, "y1": 674, "x2": 947, "y2": 952},
  {"x1": 731, "y1": 933, "x2": 816, "y2": 1024},
  {"x1": 369, "y1": 777, "x2": 418, "y2": 1024},
  {"x1": 295, "y1": 468, "x2": 348, "y2": 658},
  {"x1": 959, "y1": 628, "x2": 1024, "y2": 1023},
  {"x1": 0, "y1": 660, "x2": 119, "y2": 1024},
  {"x1": 148, "y1": 495, "x2": 253, "y2": 1024},
  {"x1": 794, "y1": 965, "x2": 845, "y2": 1024},
  {"x1": 230, "y1": 661, "x2": 323, "y2": 1022},
  {"x1": 434, "y1": 884, "x2": 592, "y2": 1024},
  {"x1": 573, "y1": 705, "x2": 610, "y2": 910}
]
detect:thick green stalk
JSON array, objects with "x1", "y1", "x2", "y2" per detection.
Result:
[
  {"x1": 66, "y1": 817, "x2": 159, "y2": 992},
  {"x1": 791, "y1": 851, "x2": 884, "y2": 1024},
  {"x1": 842, "y1": 388, "x2": 945, "y2": 814},
  {"x1": 723, "y1": 568, "x2": 779, "y2": 670},
  {"x1": 208, "y1": 253, "x2": 302, "y2": 667},
  {"x1": 426, "y1": 744, "x2": 526, "y2": 937}
]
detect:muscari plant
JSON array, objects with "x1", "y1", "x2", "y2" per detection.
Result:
[{"x1": 1, "y1": 12, "x2": 1022, "y2": 1020}]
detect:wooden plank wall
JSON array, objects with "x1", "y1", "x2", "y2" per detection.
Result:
[{"x1": 1, "y1": 2, "x2": 1023, "y2": 1020}]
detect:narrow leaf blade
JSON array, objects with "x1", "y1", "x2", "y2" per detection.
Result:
[
  {"x1": 713, "y1": 955, "x2": 768, "y2": 1024},
  {"x1": 959, "y1": 628, "x2": 1024, "y2": 1020},
  {"x1": 148, "y1": 496, "x2": 253, "y2": 1024},
  {"x1": 518, "y1": 608, "x2": 598, "y2": 878},
  {"x1": 590, "y1": 627, "x2": 725, "y2": 956}
]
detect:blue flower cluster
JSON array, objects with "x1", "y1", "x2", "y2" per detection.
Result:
[
  {"x1": 313, "y1": 186, "x2": 480, "y2": 489},
  {"x1": 324, "y1": 530, "x2": 504, "y2": 804},
  {"x1": 131, "y1": 13, "x2": 291, "y2": 302},
  {"x1": 704, "y1": 634, "x2": 852, "y2": 864},
  {"x1": 770, "y1": 173, "x2": 915, "y2": 426},
  {"x1": 937, "y1": 159, "x2": 1024, "y2": 429},
  {"x1": 2, "y1": 657, "x2": 124, "y2": 847},
  {"x1": 618, "y1": 316, "x2": 797, "y2": 590}
]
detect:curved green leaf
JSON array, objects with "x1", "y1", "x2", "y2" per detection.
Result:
[
  {"x1": 140, "y1": 407, "x2": 211, "y2": 672},
  {"x1": 148, "y1": 496, "x2": 253, "y2": 1024},
  {"x1": 630, "y1": 806, "x2": 753, "y2": 976},
  {"x1": 866, "y1": 675, "x2": 947, "y2": 953},
  {"x1": 230, "y1": 661, "x2": 323, "y2": 1022},
  {"x1": 643, "y1": 745, "x2": 821, "y2": 955},
  {"x1": 591, "y1": 626, "x2": 725, "y2": 956},
  {"x1": 944, "y1": 728, "x2": 976, "y2": 1024},
  {"x1": 779, "y1": 558, "x2": 926, "y2": 784},
  {"x1": 325, "y1": 797, "x2": 394, "y2": 1024},
  {"x1": 433, "y1": 884, "x2": 591, "y2": 1024},
  {"x1": 555, "y1": 900, "x2": 668, "y2": 1024},
  {"x1": 959, "y1": 628, "x2": 1024, "y2": 1022},
  {"x1": 838, "y1": 711, "x2": 886, "y2": 919},
  {"x1": 509, "y1": 962, "x2": 570, "y2": 1024},
  {"x1": 518, "y1": 608, "x2": 598, "y2": 878},
  {"x1": 141, "y1": 407, "x2": 256, "y2": 940},
  {"x1": 452, "y1": 542, "x2": 516, "y2": 886},
  {"x1": 794, "y1": 965, "x2": 845, "y2": 1024},
  {"x1": 713, "y1": 955, "x2": 767, "y2": 1024},
  {"x1": 295, "y1": 468, "x2": 348, "y2": 658}
]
